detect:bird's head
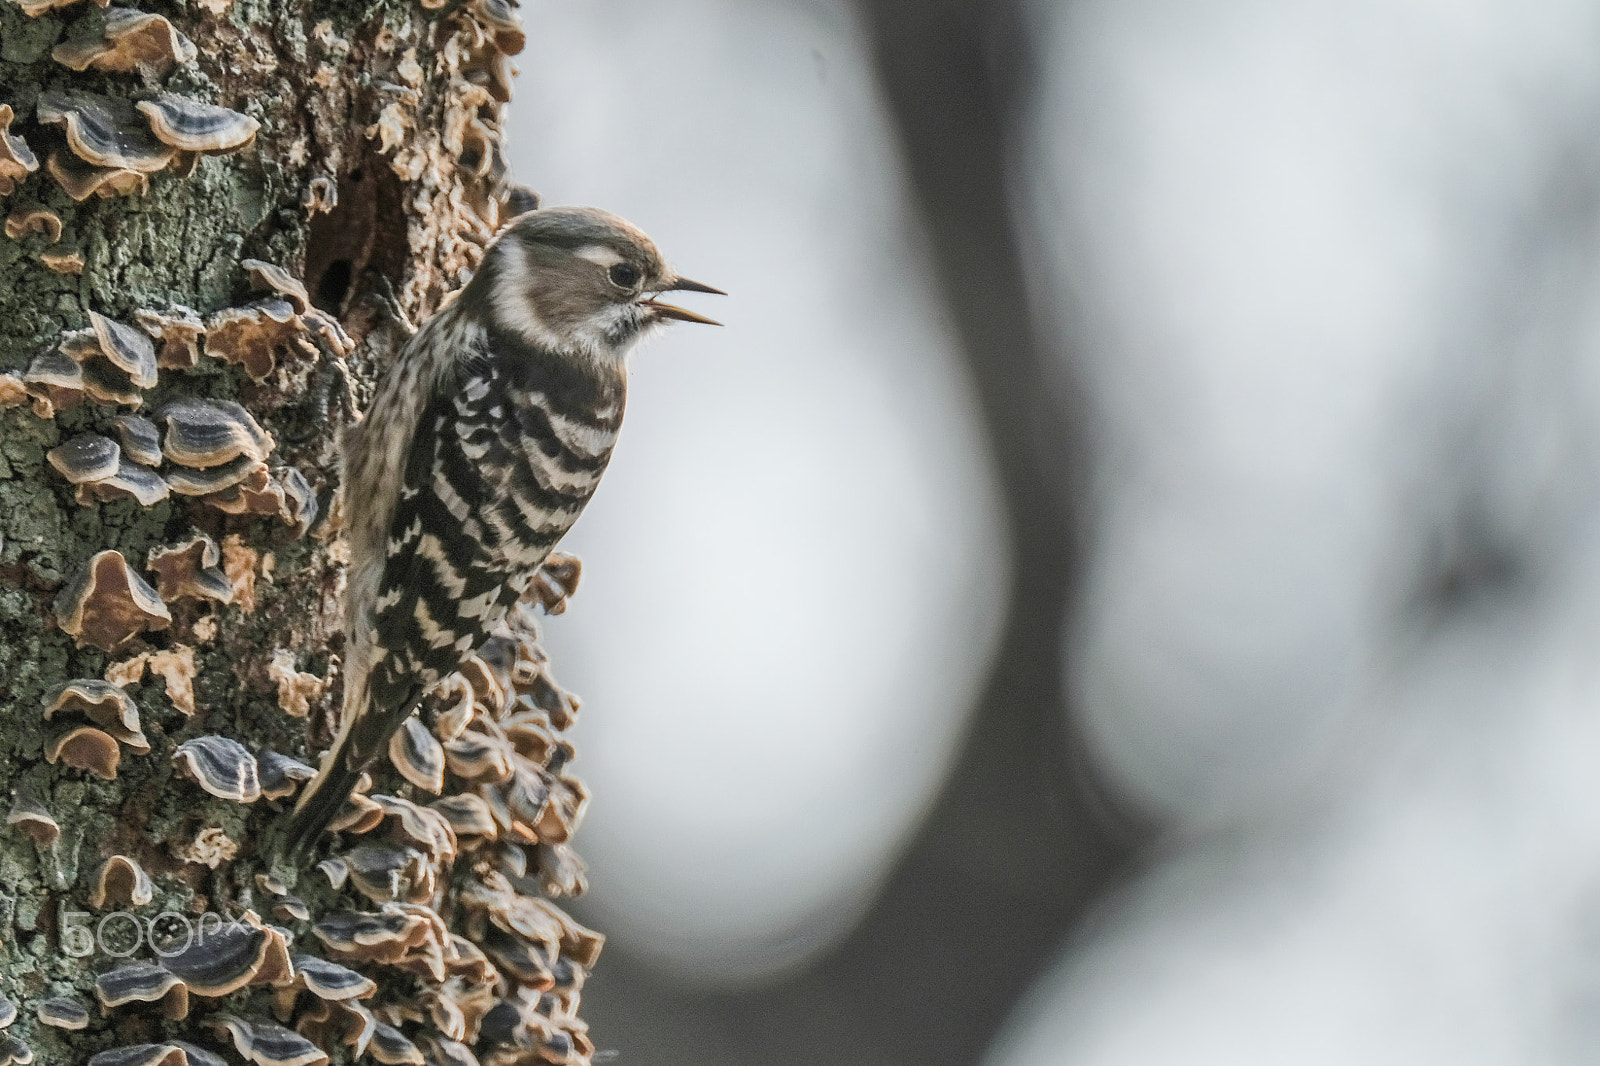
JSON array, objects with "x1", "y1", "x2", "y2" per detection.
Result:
[{"x1": 477, "y1": 205, "x2": 724, "y2": 370}]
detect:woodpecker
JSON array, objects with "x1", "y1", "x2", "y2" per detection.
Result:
[{"x1": 282, "y1": 206, "x2": 722, "y2": 856}]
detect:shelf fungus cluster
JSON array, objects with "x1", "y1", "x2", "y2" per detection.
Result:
[
  {"x1": 75, "y1": 600, "x2": 601, "y2": 1066},
  {"x1": 2, "y1": 44, "x2": 255, "y2": 267},
  {"x1": 29, "y1": 301, "x2": 316, "y2": 523},
  {"x1": 31, "y1": 86, "x2": 256, "y2": 203},
  {"x1": 40, "y1": 678, "x2": 151, "y2": 782},
  {"x1": 52, "y1": 10, "x2": 198, "y2": 79},
  {"x1": 31, "y1": 276, "x2": 328, "y2": 653},
  {"x1": 298, "y1": 600, "x2": 602, "y2": 1065}
]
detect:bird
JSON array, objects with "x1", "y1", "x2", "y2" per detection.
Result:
[{"x1": 281, "y1": 205, "x2": 723, "y2": 856}]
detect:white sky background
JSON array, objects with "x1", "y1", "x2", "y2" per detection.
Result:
[
  {"x1": 996, "y1": 0, "x2": 1600, "y2": 1063},
  {"x1": 505, "y1": 0, "x2": 1007, "y2": 984}
]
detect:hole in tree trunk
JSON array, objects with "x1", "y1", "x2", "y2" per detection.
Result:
[
  {"x1": 305, "y1": 159, "x2": 408, "y2": 318},
  {"x1": 315, "y1": 259, "x2": 353, "y2": 311}
]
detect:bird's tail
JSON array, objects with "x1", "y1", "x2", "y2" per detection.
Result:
[
  {"x1": 280, "y1": 752, "x2": 365, "y2": 859},
  {"x1": 278, "y1": 676, "x2": 427, "y2": 862}
]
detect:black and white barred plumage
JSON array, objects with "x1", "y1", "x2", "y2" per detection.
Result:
[{"x1": 283, "y1": 206, "x2": 721, "y2": 855}]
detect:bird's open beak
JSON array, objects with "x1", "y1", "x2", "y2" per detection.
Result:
[
  {"x1": 667, "y1": 276, "x2": 727, "y2": 295},
  {"x1": 641, "y1": 275, "x2": 726, "y2": 326}
]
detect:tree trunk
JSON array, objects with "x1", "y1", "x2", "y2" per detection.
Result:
[{"x1": 0, "y1": 2, "x2": 600, "y2": 1063}]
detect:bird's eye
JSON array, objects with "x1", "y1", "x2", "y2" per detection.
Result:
[{"x1": 608, "y1": 263, "x2": 642, "y2": 289}]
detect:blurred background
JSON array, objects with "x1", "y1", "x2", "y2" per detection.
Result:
[{"x1": 507, "y1": 0, "x2": 1600, "y2": 1062}]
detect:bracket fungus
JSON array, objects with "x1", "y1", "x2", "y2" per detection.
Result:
[
  {"x1": 504, "y1": 184, "x2": 541, "y2": 219},
  {"x1": 389, "y1": 716, "x2": 445, "y2": 793},
  {"x1": 444, "y1": 730, "x2": 515, "y2": 784},
  {"x1": 457, "y1": 117, "x2": 500, "y2": 182},
  {"x1": 46, "y1": 725, "x2": 121, "y2": 779},
  {"x1": 47, "y1": 433, "x2": 120, "y2": 484},
  {"x1": 0, "y1": 1033, "x2": 29, "y2": 1066},
  {"x1": 205, "y1": 1013, "x2": 329, "y2": 1066},
  {"x1": 206, "y1": 300, "x2": 313, "y2": 382},
  {"x1": 165, "y1": 455, "x2": 268, "y2": 496},
  {"x1": 106, "y1": 645, "x2": 198, "y2": 715},
  {"x1": 148, "y1": 533, "x2": 234, "y2": 604},
  {"x1": 157, "y1": 397, "x2": 274, "y2": 467},
  {"x1": 430, "y1": 793, "x2": 497, "y2": 839},
  {"x1": 302, "y1": 175, "x2": 337, "y2": 214},
  {"x1": 257, "y1": 748, "x2": 316, "y2": 799},
  {"x1": 135, "y1": 305, "x2": 205, "y2": 369},
  {"x1": 111, "y1": 414, "x2": 163, "y2": 466},
  {"x1": 288, "y1": 956, "x2": 375, "y2": 1003},
  {"x1": 430, "y1": 676, "x2": 478, "y2": 742},
  {"x1": 527, "y1": 552, "x2": 582, "y2": 615},
  {"x1": 55, "y1": 549, "x2": 172, "y2": 650},
  {"x1": 312, "y1": 905, "x2": 434, "y2": 968},
  {"x1": 367, "y1": 1023, "x2": 424, "y2": 1066},
  {"x1": 45, "y1": 431, "x2": 169, "y2": 506},
  {"x1": 37, "y1": 90, "x2": 177, "y2": 173},
  {"x1": 41, "y1": 248, "x2": 87, "y2": 273},
  {"x1": 36, "y1": 996, "x2": 90, "y2": 1030},
  {"x1": 273, "y1": 896, "x2": 312, "y2": 922},
  {"x1": 90, "y1": 310, "x2": 160, "y2": 388},
  {"x1": 470, "y1": 0, "x2": 527, "y2": 56},
  {"x1": 4, "y1": 207, "x2": 62, "y2": 243},
  {"x1": 160, "y1": 916, "x2": 270, "y2": 997},
  {"x1": 137, "y1": 94, "x2": 259, "y2": 155},
  {"x1": 172, "y1": 736, "x2": 261, "y2": 803},
  {"x1": 46, "y1": 149, "x2": 148, "y2": 201},
  {"x1": 0, "y1": 105, "x2": 39, "y2": 195},
  {"x1": 267, "y1": 652, "x2": 324, "y2": 719},
  {"x1": 79, "y1": 359, "x2": 142, "y2": 406},
  {"x1": 52, "y1": 9, "x2": 198, "y2": 77},
  {"x1": 43, "y1": 678, "x2": 148, "y2": 753},
  {"x1": 90, "y1": 854, "x2": 155, "y2": 908},
  {"x1": 82, "y1": 460, "x2": 170, "y2": 506},
  {"x1": 14, "y1": 0, "x2": 111, "y2": 14},
  {"x1": 6, "y1": 790, "x2": 59, "y2": 846},
  {"x1": 415, "y1": 1035, "x2": 477, "y2": 1066},
  {"x1": 255, "y1": 924, "x2": 298, "y2": 989},
  {"x1": 536, "y1": 775, "x2": 590, "y2": 846},
  {"x1": 172, "y1": 824, "x2": 236, "y2": 868},
  {"x1": 327, "y1": 792, "x2": 384, "y2": 835},
  {"x1": 50, "y1": 315, "x2": 159, "y2": 407},
  {"x1": 169, "y1": 1042, "x2": 228, "y2": 1066},
  {"x1": 87, "y1": 1046, "x2": 196, "y2": 1066},
  {"x1": 241, "y1": 259, "x2": 310, "y2": 313},
  {"x1": 95, "y1": 962, "x2": 189, "y2": 1020},
  {"x1": 371, "y1": 793, "x2": 459, "y2": 861},
  {"x1": 202, "y1": 465, "x2": 316, "y2": 530},
  {"x1": 23, "y1": 349, "x2": 86, "y2": 413},
  {"x1": 503, "y1": 713, "x2": 557, "y2": 765},
  {"x1": 343, "y1": 843, "x2": 434, "y2": 905},
  {"x1": 316, "y1": 857, "x2": 349, "y2": 891},
  {"x1": 294, "y1": 997, "x2": 375, "y2": 1059}
]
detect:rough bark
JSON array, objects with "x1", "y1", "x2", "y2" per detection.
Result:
[{"x1": 0, "y1": 2, "x2": 599, "y2": 1063}]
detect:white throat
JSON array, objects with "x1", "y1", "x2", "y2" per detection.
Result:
[{"x1": 489, "y1": 238, "x2": 656, "y2": 371}]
